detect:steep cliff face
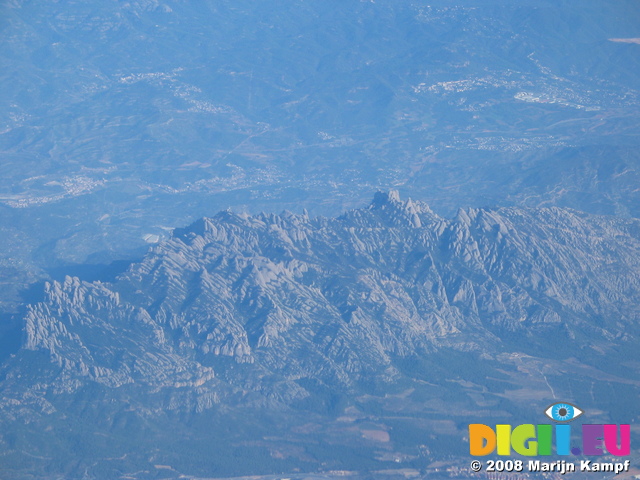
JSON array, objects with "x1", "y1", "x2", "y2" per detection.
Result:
[{"x1": 2, "y1": 192, "x2": 640, "y2": 477}]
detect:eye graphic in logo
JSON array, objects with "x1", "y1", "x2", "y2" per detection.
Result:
[{"x1": 544, "y1": 402, "x2": 584, "y2": 422}]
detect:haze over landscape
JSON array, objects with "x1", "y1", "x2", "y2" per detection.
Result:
[{"x1": 1, "y1": 1, "x2": 639, "y2": 479}]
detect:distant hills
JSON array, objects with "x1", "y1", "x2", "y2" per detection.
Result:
[{"x1": 1, "y1": 1, "x2": 640, "y2": 309}]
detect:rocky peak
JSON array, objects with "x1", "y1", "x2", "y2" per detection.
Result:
[{"x1": 370, "y1": 189, "x2": 402, "y2": 208}]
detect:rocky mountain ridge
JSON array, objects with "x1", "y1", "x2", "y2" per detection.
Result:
[
  {"x1": 2, "y1": 191, "x2": 640, "y2": 478},
  {"x1": 5, "y1": 191, "x2": 640, "y2": 409}
]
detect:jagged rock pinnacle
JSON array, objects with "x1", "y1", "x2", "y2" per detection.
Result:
[{"x1": 371, "y1": 189, "x2": 401, "y2": 208}]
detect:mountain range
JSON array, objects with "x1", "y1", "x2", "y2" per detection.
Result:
[{"x1": 1, "y1": 191, "x2": 639, "y2": 479}]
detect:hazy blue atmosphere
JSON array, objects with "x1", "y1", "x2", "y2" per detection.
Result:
[{"x1": 1, "y1": 1, "x2": 639, "y2": 478}]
